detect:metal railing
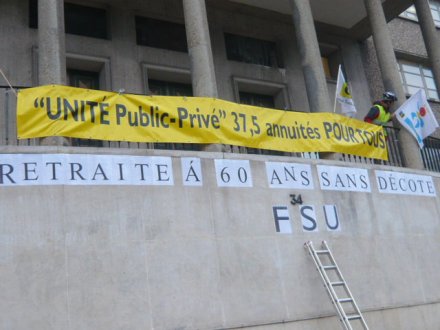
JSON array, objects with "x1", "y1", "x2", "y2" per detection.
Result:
[
  {"x1": 340, "y1": 126, "x2": 404, "y2": 167},
  {"x1": 421, "y1": 136, "x2": 440, "y2": 173}
]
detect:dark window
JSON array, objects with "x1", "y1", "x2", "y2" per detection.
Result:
[
  {"x1": 65, "y1": 3, "x2": 108, "y2": 39},
  {"x1": 239, "y1": 92, "x2": 275, "y2": 109},
  {"x1": 29, "y1": 1, "x2": 108, "y2": 39},
  {"x1": 225, "y1": 33, "x2": 281, "y2": 67},
  {"x1": 29, "y1": 0, "x2": 38, "y2": 28},
  {"x1": 68, "y1": 69, "x2": 99, "y2": 90},
  {"x1": 68, "y1": 69, "x2": 102, "y2": 147},
  {"x1": 136, "y1": 16, "x2": 188, "y2": 52},
  {"x1": 148, "y1": 79, "x2": 193, "y2": 97},
  {"x1": 148, "y1": 79, "x2": 199, "y2": 151}
]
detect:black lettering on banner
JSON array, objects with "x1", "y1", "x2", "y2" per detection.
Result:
[
  {"x1": 69, "y1": 163, "x2": 86, "y2": 181},
  {"x1": 92, "y1": 164, "x2": 109, "y2": 181},
  {"x1": 118, "y1": 163, "x2": 125, "y2": 181},
  {"x1": 416, "y1": 179, "x2": 425, "y2": 193},
  {"x1": 24, "y1": 162, "x2": 38, "y2": 181},
  {"x1": 324, "y1": 205, "x2": 340, "y2": 231},
  {"x1": 156, "y1": 164, "x2": 170, "y2": 182},
  {"x1": 272, "y1": 206, "x2": 291, "y2": 233},
  {"x1": 220, "y1": 167, "x2": 230, "y2": 183},
  {"x1": 177, "y1": 107, "x2": 188, "y2": 128},
  {"x1": 47, "y1": 97, "x2": 61, "y2": 120},
  {"x1": 323, "y1": 122, "x2": 333, "y2": 139},
  {"x1": 300, "y1": 205, "x2": 317, "y2": 231},
  {"x1": 86, "y1": 101, "x2": 98, "y2": 123},
  {"x1": 0, "y1": 164, "x2": 15, "y2": 184},
  {"x1": 377, "y1": 176, "x2": 387, "y2": 190},
  {"x1": 135, "y1": 163, "x2": 150, "y2": 181},
  {"x1": 360, "y1": 175, "x2": 368, "y2": 189},
  {"x1": 320, "y1": 171, "x2": 330, "y2": 187},
  {"x1": 185, "y1": 161, "x2": 201, "y2": 182},
  {"x1": 398, "y1": 178, "x2": 407, "y2": 191},
  {"x1": 284, "y1": 167, "x2": 297, "y2": 182},
  {"x1": 408, "y1": 179, "x2": 417, "y2": 192},
  {"x1": 116, "y1": 104, "x2": 127, "y2": 125},
  {"x1": 270, "y1": 170, "x2": 282, "y2": 185},
  {"x1": 100, "y1": 103, "x2": 110, "y2": 125},
  {"x1": 45, "y1": 162, "x2": 62, "y2": 180},
  {"x1": 427, "y1": 181, "x2": 435, "y2": 194},
  {"x1": 300, "y1": 170, "x2": 311, "y2": 186},
  {"x1": 237, "y1": 167, "x2": 247, "y2": 183}
]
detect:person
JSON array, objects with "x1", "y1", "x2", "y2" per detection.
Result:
[{"x1": 364, "y1": 91, "x2": 397, "y2": 127}]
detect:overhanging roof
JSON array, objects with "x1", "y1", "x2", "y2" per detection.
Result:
[{"x1": 226, "y1": 0, "x2": 414, "y2": 40}]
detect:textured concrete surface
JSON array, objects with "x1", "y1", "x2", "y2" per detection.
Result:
[{"x1": 0, "y1": 147, "x2": 439, "y2": 329}]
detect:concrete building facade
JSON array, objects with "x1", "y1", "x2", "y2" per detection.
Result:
[{"x1": 1, "y1": 0, "x2": 440, "y2": 329}]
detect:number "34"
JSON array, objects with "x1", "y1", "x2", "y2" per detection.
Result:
[{"x1": 289, "y1": 194, "x2": 303, "y2": 205}]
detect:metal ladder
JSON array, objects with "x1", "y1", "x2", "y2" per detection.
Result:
[{"x1": 304, "y1": 241, "x2": 369, "y2": 330}]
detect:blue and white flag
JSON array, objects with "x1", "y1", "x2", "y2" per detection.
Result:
[{"x1": 395, "y1": 89, "x2": 439, "y2": 148}]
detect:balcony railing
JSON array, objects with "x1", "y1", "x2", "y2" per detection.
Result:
[{"x1": 421, "y1": 136, "x2": 440, "y2": 172}]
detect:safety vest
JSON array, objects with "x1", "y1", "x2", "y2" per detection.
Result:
[{"x1": 372, "y1": 104, "x2": 391, "y2": 126}]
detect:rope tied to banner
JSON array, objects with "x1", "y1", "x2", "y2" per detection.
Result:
[{"x1": 0, "y1": 68, "x2": 17, "y2": 97}]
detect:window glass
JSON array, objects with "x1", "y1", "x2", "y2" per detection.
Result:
[
  {"x1": 29, "y1": 0, "x2": 38, "y2": 28},
  {"x1": 239, "y1": 92, "x2": 275, "y2": 108},
  {"x1": 148, "y1": 80, "x2": 193, "y2": 96},
  {"x1": 136, "y1": 16, "x2": 187, "y2": 52},
  {"x1": 403, "y1": 72, "x2": 423, "y2": 86},
  {"x1": 425, "y1": 77, "x2": 436, "y2": 89},
  {"x1": 402, "y1": 64, "x2": 420, "y2": 74},
  {"x1": 224, "y1": 33, "x2": 281, "y2": 68},
  {"x1": 68, "y1": 69, "x2": 100, "y2": 90},
  {"x1": 398, "y1": 61, "x2": 439, "y2": 100},
  {"x1": 423, "y1": 68, "x2": 433, "y2": 77},
  {"x1": 400, "y1": 3, "x2": 440, "y2": 26},
  {"x1": 65, "y1": 3, "x2": 108, "y2": 39}
]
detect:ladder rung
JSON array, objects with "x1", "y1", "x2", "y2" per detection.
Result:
[
  {"x1": 346, "y1": 314, "x2": 361, "y2": 321},
  {"x1": 330, "y1": 281, "x2": 345, "y2": 286},
  {"x1": 316, "y1": 250, "x2": 329, "y2": 254},
  {"x1": 323, "y1": 265, "x2": 337, "y2": 270},
  {"x1": 338, "y1": 298, "x2": 353, "y2": 303}
]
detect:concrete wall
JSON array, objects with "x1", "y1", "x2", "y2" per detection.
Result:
[{"x1": 0, "y1": 146, "x2": 439, "y2": 329}]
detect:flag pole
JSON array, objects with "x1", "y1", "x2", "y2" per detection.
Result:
[{"x1": 333, "y1": 65, "x2": 341, "y2": 113}]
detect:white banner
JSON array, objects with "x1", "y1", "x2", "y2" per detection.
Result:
[
  {"x1": 181, "y1": 157, "x2": 203, "y2": 186},
  {"x1": 214, "y1": 159, "x2": 253, "y2": 187},
  {"x1": 265, "y1": 162, "x2": 314, "y2": 189},
  {"x1": 0, "y1": 154, "x2": 174, "y2": 186},
  {"x1": 395, "y1": 89, "x2": 439, "y2": 148},
  {"x1": 317, "y1": 165, "x2": 371, "y2": 192},
  {"x1": 375, "y1": 170, "x2": 436, "y2": 196}
]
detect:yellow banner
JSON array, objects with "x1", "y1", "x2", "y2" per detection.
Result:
[{"x1": 17, "y1": 85, "x2": 388, "y2": 160}]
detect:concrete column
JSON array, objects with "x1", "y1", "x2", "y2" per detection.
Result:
[
  {"x1": 182, "y1": 0, "x2": 218, "y2": 98},
  {"x1": 183, "y1": 0, "x2": 226, "y2": 152},
  {"x1": 38, "y1": 0, "x2": 69, "y2": 146},
  {"x1": 363, "y1": 0, "x2": 424, "y2": 169},
  {"x1": 340, "y1": 40, "x2": 372, "y2": 119},
  {"x1": 38, "y1": 0, "x2": 66, "y2": 85},
  {"x1": 288, "y1": 0, "x2": 332, "y2": 114},
  {"x1": 414, "y1": 0, "x2": 440, "y2": 96}
]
